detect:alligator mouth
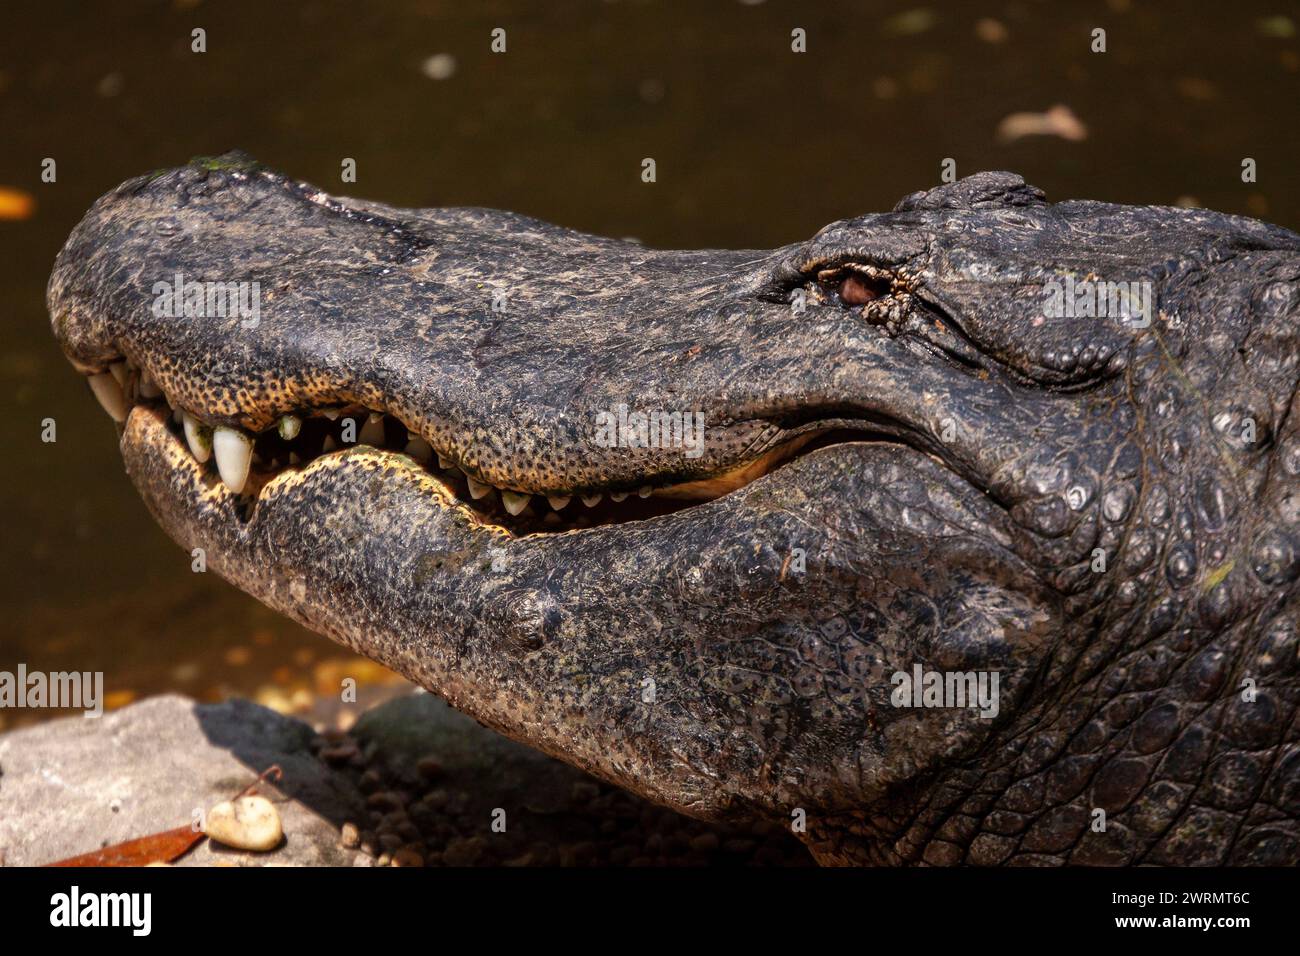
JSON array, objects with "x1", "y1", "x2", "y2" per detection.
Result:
[{"x1": 89, "y1": 359, "x2": 901, "y2": 537}]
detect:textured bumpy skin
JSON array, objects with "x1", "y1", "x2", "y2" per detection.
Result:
[{"x1": 48, "y1": 155, "x2": 1300, "y2": 865}]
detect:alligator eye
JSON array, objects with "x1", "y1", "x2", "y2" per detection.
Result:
[
  {"x1": 839, "y1": 274, "x2": 882, "y2": 305},
  {"x1": 816, "y1": 269, "x2": 892, "y2": 307}
]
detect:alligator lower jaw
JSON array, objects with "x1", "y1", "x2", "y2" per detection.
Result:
[{"x1": 96, "y1": 364, "x2": 865, "y2": 538}]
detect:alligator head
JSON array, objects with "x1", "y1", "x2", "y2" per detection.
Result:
[{"x1": 48, "y1": 155, "x2": 1300, "y2": 865}]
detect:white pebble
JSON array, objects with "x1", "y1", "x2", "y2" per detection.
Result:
[{"x1": 204, "y1": 795, "x2": 283, "y2": 851}]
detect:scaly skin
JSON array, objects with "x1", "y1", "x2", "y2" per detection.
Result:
[{"x1": 47, "y1": 154, "x2": 1300, "y2": 865}]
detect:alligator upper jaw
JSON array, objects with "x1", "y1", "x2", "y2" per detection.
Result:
[{"x1": 47, "y1": 156, "x2": 1011, "y2": 534}]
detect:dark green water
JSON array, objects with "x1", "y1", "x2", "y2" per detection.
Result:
[{"x1": 2, "y1": 0, "x2": 1298, "y2": 722}]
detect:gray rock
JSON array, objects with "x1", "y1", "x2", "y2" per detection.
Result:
[{"x1": 0, "y1": 694, "x2": 364, "y2": 866}]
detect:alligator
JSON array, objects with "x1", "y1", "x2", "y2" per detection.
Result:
[{"x1": 47, "y1": 154, "x2": 1300, "y2": 865}]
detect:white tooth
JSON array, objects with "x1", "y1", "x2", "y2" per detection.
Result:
[
  {"x1": 546, "y1": 495, "x2": 571, "y2": 511},
  {"x1": 638, "y1": 485, "x2": 653, "y2": 498},
  {"x1": 466, "y1": 476, "x2": 492, "y2": 499},
  {"x1": 403, "y1": 437, "x2": 433, "y2": 463},
  {"x1": 501, "y1": 490, "x2": 531, "y2": 516},
  {"x1": 581, "y1": 493, "x2": 603, "y2": 507},
  {"x1": 278, "y1": 415, "x2": 302, "y2": 440},
  {"x1": 139, "y1": 371, "x2": 162, "y2": 398},
  {"x1": 436, "y1": 453, "x2": 453, "y2": 470},
  {"x1": 289, "y1": 451, "x2": 301, "y2": 465},
  {"x1": 322, "y1": 408, "x2": 341, "y2": 420},
  {"x1": 543, "y1": 512, "x2": 562, "y2": 527},
  {"x1": 610, "y1": 492, "x2": 629, "y2": 502},
  {"x1": 359, "y1": 417, "x2": 386, "y2": 446},
  {"x1": 212, "y1": 426, "x2": 253, "y2": 493},
  {"x1": 108, "y1": 361, "x2": 128, "y2": 387},
  {"x1": 171, "y1": 407, "x2": 183, "y2": 425},
  {"x1": 88, "y1": 373, "x2": 127, "y2": 423},
  {"x1": 322, "y1": 435, "x2": 338, "y2": 452},
  {"x1": 183, "y1": 413, "x2": 210, "y2": 463}
]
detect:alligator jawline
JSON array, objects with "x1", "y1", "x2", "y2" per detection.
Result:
[{"x1": 110, "y1": 370, "x2": 902, "y2": 536}]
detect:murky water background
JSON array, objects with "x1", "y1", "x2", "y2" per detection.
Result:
[{"x1": 2, "y1": 0, "x2": 1298, "y2": 726}]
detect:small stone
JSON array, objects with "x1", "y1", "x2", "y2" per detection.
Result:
[
  {"x1": 204, "y1": 795, "x2": 283, "y2": 851},
  {"x1": 377, "y1": 852, "x2": 392, "y2": 867},
  {"x1": 689, "y1": 832, "x2": 720, "y2": 853},
  {"x1": 366, "y1": 790, "x2": 406, "y2": 812},
  {"x1": 416, "y1": 756, "x2": 443, "y2": 782},
  {"x1": 320, "y1": 742, "x2": 359, "y2": 766},
  {"x1": 340, "y1": 822, "x2": 360, "y2": 848},
  {"x1": 442, "y1": 836, "x2": 486, "y2": 866},
  {"x1": 391, "y1": 848, "x2": 424, "y2": 867}
]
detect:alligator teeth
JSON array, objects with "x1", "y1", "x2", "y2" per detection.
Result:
[
  {"x1": 87, "y1": 373, "x2": 128, "y2": 422},
  {"x1": 322, "y1": 435, "x2": 338, "y2": 452},
  {"x1": 436, "y1": 453, "x2": 453, "y2": 470},
  {"x1": 288, "y1": 451, "x2": 301, "y2": 465},
  {"x1": 108, "y1": 361, "x2": 129, "y2": 388},
  {"x1": 500, "y1": 490, "x2": 531, "y2": 516},
  {"x1": 322, "y1": 408, "x2": 342, "y2": 420},
  {"x1": 359, "y1": 416, "x2": 386, "y2": 446},
  {"x1": 546, "y1": 495, "x2": 571, "y2": 511},
  {"x1": 212, "y1": 426, "x2": 252, "y2": 493},
  {"x1": 403, "y1": 437, "x2": 433, "y2": 464},
  {"x1": 277, "y1": 415, "x2": 302, "y2": 440},
  {"x1": 581, "y1": 493, "x2": 603, "y2": 507},
  {"x1": 466, "y1": 476, "x2": 492, "y2": 499},
  {"x1": 610, "y1": 491, "x2": 629, "y2": 502},
  {"x1": 367, "y1": 412, "x2": 384, "y2": 424},
  {"x1": 182, "y1": 412, "x2": 212, "y2": 463},
  {"x1": 138, "y1": 371, "x2": 162, "y2": 398},
  {"x1": 638, "y1": 486, "x2": 653, "y2": 498}
]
